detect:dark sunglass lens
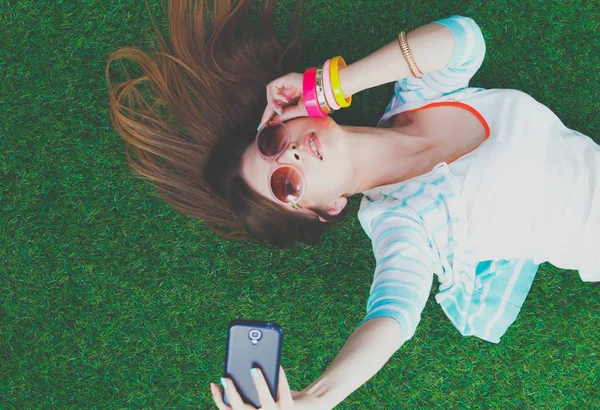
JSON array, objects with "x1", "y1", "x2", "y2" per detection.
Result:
[
  {"x1": 270, "y1": 166, "x2": 304, "y2": 203},
  {"x1": 258, "y1": 126, "x2": 287, "y2": 157}
]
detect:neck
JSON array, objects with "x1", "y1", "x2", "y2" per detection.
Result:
[{"x1": 340, "y1": 124, "x2": 433, "y2": 195}]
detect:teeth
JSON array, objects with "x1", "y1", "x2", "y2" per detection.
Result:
[
  {"x1": 309, "y1": 133, "x2": 323, "y2": 160},
  {"x1": 310, "y1": 138, "x2": 318, "y2": 155}
]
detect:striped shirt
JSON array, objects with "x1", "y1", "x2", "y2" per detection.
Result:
[{"x1": 358, "y1": 16, "x2": 540, "y2": 344}]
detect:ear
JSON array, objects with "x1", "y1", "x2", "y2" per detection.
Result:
[{"x1": 318, "y1": 196, "x2": 348, "y2": 223}]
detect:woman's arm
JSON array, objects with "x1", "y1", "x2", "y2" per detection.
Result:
[
  {"x1": 339, "y1": 16, "x2": 486, "y2": 101},
  {"x1": 212, "y1": 321, "x2": 401, "y2": 410},
  {"x1": 301, "y1": 317, "x2": 403, "y2": 409},
  {"x1": 261, "y1": 16, "x2": 485, "y2": 124},
  {"x1": 338, "y1": 23, "x2": 456, "y2": 97},
  {"x1": 297, "y1": 211, "x2": 435, "y2": 409}
]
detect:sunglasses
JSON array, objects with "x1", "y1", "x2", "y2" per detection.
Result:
[{"x1": 255, "y1": 122, "x2": 306, "y2": 209}]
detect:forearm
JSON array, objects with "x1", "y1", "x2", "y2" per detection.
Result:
[
  {"x1": 338, "y1": 23, "x2": 455, "y2": 97},
  {"x1": 304, "y1": 317, "x2": 403, "y2": 409}
]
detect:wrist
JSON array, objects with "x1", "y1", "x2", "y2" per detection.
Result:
[
  {"x1": 337, "y1": 62, "x2": 370, "y2": 99},
  {"x1": 303, "y1": 376, "x2": 343, "y2": 410},
  {"x1": 299, "y1": 387, "x2": 333, "y2": 410},
  {"x1": 337, "y1": 66, "x2": 356, "y2": 99}
]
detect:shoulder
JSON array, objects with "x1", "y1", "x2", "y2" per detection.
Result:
[
  {"x1": 359, "y1": 164, "x2": 464, "y2": 236},
  {"x1": 358, "y1": 180, "x2": 442, "y2": 237}
]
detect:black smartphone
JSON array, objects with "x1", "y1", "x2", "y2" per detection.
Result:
[{"x1": 223, "y1": 320, "x2": 283, "y2": 408}]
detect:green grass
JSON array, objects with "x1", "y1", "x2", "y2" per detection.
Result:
[{"x1": 1, "y1": 0, "x2": 599, "y2": 408}]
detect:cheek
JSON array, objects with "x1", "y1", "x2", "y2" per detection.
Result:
[{"x1": 304, "y1": 161, "x2": 343, "y2": 205}]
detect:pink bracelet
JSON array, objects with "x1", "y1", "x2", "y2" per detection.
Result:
[
  {"x1": 303, "y1": 67, "x2": 328, "y2": 118},
  {"x1": 322, "y1": 59, "x2": 341, "y2": 110}
]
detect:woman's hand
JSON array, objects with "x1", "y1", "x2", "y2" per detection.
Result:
[
  {"x1": 210, "y1": 367, "x2": 324, "y2": 410},
  {"x1": 259, "y1": 73, "x2": 308, "y2": 128}
]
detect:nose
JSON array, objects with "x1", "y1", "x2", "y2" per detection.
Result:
[{"x1": 276, "y1": 142, "x2": 301, "y2": 164}]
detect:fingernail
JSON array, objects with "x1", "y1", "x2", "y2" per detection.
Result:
[
  {"x1": 220, "y1": 378, "x2": 228, "y2": 389},
  {"x1": 274, "y1": 108, "x2": 282, "y2": 116},
  {"x1": 257, "y1": 122, "x2": 262, "y2": 131},
  {"x1": 251, "y1": 368, "x2": 260, "y2": 380}
]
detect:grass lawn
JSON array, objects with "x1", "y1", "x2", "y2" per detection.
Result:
[{"x1": 2, "y1": 0, "x2": 599, "y2": 408}]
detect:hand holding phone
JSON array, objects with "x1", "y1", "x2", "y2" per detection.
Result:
[
  {"x1": 212, "y1": 366, "x2": 316, "y2": 410},
  {"x1": 223, "y1": 320, "x2": 283, "y2": 408}
]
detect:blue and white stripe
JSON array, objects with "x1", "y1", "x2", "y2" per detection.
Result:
[
  {"x1": 360, "y1": 164, "x2": 539, "y2": 344},
  {"x1": 359, "y1": 16, "x2": 539, "y2": 344}
]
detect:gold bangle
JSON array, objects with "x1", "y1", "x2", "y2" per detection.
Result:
[
  {"x1": 398, "y1": 31, "x2": 424, "y2": 79},
  {"x1": 315, "y1": 68, "x2": 332, "y2": 114}
]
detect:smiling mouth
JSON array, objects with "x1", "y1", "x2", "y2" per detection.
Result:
[{"x1": 309, "y1": 132, "x2": 323, "y2": 160}]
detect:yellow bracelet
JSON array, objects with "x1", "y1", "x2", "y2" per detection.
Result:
[
  {"x1": 398, "y1": 31, "x2": 424, "y2": 79},
  {"x1": 329, "y1": 56, "x2": 352, "y2": 108}
]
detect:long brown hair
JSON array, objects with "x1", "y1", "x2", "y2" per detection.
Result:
[{"x1": 106, "y1": 0, "x2": 348, "y2": 248}]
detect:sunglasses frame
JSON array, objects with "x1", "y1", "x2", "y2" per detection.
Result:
[{"x1": 255, "y1": 122, "x2": 306, "y2": 209}]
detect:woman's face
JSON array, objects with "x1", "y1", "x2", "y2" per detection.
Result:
[{"x1": 241, "y1": 116, "x2": 351, "y2": 216}]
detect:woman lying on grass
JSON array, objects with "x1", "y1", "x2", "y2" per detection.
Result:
[{"x1": 107, "y1": 1, "x2": 599, "y2": 408}]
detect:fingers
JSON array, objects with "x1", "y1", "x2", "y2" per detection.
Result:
[
  {"x1": 276, "y1": 366, "x2": 294, "y2": 407},
  {"x1": 269, "y1": 74, "x2": 300, "y2": 105},
  {"x1": 259, "y1": 102, "x2": 307, "y2": 130},
  {"x1": 259, "y1": 104, "x2": 275, "y2": 130},
  {"x1": 260, "y1": 73, "x2": 304, "y2": 129},
  {"x1": 210, "y1": 382, "x2": 232, "y2": 410},
  {"x1": 211, "y1": 370, "x2": 293, "y2": 410},
  {"x1": 260, "y1": 79, "x2": 286, "y2": 128},
  {"x1": 251, "y1": 368, "x2": 276, "y2": 408},
  {"x1": 278, "y1": 99, "x2": 308, "y2": 122},
  {"x1": 268, "y1": 85, "x2": 286, "y2": 115},
  {"x1": 218, "y1": 378, "x2": 247, "y2": 409}
]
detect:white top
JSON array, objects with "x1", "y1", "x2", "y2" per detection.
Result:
[
  {"x1": 448, "y1": 88, "x2": 600, "y2": 281},
  {"x1": 358, "y1": 15, "x2": 599, "y2": 346}
]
